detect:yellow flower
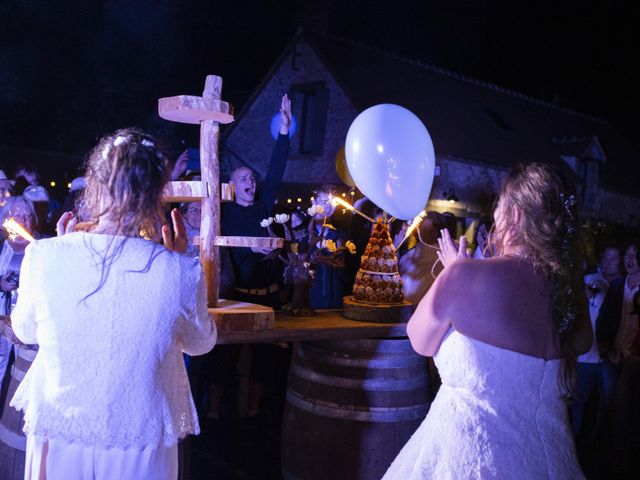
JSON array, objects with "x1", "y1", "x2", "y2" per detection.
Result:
[
  {"x1": 345, "y1": 241, "x2": 357, "y2": 254},
  {"x1": 323, "y1": 239, "x2": 337, "y2": 252}
]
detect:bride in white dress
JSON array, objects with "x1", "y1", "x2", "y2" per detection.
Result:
[{"x1": 383, "y1": 163, "x2": 592, "y2": 479}]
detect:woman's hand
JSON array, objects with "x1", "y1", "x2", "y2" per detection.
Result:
[
  {"x1": 56, "y1": 211, "x2": 78, "y2": 236},
  {"x1": 437, "y1": 228, "x2": 469, "y2": 268},
  {"x1": 162, "y1": 208, "x2": 188, "y2": 253}
]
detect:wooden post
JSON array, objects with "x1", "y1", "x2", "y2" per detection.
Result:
[
  {"x1": 159, "y1": 75, "x2": 280, "y2": 322},
  {"x1": 200, "y1": 77, "x2": 222, "y2": 307},
  {"x1": 158, "y1": 75, "x2": 234, "y2": 308}
]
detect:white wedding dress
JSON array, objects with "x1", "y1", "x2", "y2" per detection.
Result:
[{"x1": 383, "y1": 330, "x2": 585, "y2": 479}]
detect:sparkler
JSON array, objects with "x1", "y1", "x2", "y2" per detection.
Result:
[
  {"x1": 330, "y1": 196, "x2": 375, "y2": 223},
  {"x1": 2, "y1": 218, "x2": 35, "y2": 243},
  {"x1": 395, "y1": 210, "x2": 427, "y2": 250}
]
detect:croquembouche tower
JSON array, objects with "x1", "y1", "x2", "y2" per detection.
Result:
[
  {"x1": 343, "y1": 217, "x2": 412, "y2": 323},
  {"x1": 352, "y1": 218, "x2": 404, "y2": 304}
]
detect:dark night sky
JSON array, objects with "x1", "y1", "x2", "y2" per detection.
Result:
[{"x1": 1, "y1": 1, "x2": 638, "y2": 165}]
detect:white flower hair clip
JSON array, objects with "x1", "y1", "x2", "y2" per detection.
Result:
[
  {"x1": 141, "y1": 139, "x2": 155, "y2": 148},
  {"x1": 113, "y1": 135, "x2": 128, "y2": 147}
]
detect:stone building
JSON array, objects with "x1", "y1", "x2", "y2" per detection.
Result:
[{"x1": 221, "y1": 30, "x2": 640, "y2": 230}]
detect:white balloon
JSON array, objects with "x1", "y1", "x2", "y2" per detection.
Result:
[{"x1": 345, "y1": 104, "x2": 435, "y2": 220}]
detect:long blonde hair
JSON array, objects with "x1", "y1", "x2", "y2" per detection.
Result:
[
  {"x1": 492, "y1": 162, "x2": 587, "y2": 390},
  {"x1": 78, "y1": 128, "x2": 171, "y2": 301}
]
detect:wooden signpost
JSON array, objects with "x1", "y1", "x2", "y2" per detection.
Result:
[{"x1": 158, "y1": 75, "x2": 276, "y2": 330}]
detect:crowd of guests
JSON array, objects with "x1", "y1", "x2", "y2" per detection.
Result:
[{"x1": 0, "y1": 94, "x2": 638, "y2": 478}]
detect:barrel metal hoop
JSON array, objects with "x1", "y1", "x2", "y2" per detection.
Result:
[
  {"x1": 0, "y1": 422, "x2": 26, "y2": 451},
  {"x1": 16, "y1": 347, "x2": 37, "y2": 361},
  {"x1": 290, "y1": 363, "x2": 428, "y2": 391},
  {"x1": 286, "y1": 391, "x2": 428, "y2": 423},
  {"x1": 296, "y1": 346, "x2": 424, "y2": 369},
  {"x1": 10, "y1": 363, "x2": 26, "y2": 382}
]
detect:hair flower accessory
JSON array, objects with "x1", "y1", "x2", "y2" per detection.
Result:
[
  {"x1": 345, "y1": 241, "x2": 357, "y2": 255},
  {"x1": 141, "y1": 139, "x2": 155, "y2": 148},
  {"x1": 113, "y1": 135, "x2": 128, "y2": 147},
  {"x1": 558, "y1": 192, "x2": 578, "y2": 335}
]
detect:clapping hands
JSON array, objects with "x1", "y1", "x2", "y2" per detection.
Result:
[{"x1": 437, "y1": 228, "x2": 469, "y2": 269}]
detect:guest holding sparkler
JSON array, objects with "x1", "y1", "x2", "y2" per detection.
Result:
[{"x1": 0, "y1": 196, "x2": 40, "y2": 479}]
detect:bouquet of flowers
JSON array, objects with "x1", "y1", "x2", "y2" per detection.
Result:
[{"x1": 260, "y1": 205, "x2": 356, "y2": 315}]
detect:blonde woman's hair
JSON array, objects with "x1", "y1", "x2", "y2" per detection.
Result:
[
  {"x1": 493, "y1": 162, "x2": 587, "y2": 391},
  {"x1": 80, "y1": 128, "x2": 170, "y2": 240}
]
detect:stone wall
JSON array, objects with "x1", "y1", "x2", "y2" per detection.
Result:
[{"x1": 223, "y1": 39, "x2": 358, "y2": 186}]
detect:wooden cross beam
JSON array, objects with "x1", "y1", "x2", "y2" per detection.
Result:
[
  {"x1": 158, "y1": 75, "x2": 284, "y2": 319},
  {"x1": 158, "y1": 75, "x2": 234, "y2": 308}
]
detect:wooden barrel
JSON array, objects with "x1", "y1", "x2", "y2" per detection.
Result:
[
  {"x1": 0, "y1": 346, "x2": 37, "y2": 480},
  {"x1": 281, "y1": 338, "x2": 430, "y2": 480}
]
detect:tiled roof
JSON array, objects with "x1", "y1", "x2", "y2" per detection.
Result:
[{"x1": 306, "y1": 32, "x2": 638, "y2": 196}]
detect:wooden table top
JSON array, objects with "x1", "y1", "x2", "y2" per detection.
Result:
[{"x1": 216, "y1": 309, "x2": 408, "y2": 344}]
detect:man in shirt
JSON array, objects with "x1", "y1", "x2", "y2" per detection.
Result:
[
  {"x1": 217, "y1": 94, "x2": 291, "y2": 423},
  {"x1": 222, "y1": 94, "x2": 291, "y2": 307},
  {"x1": 572, "y1": 245, "x2": 621, "y2": 441}
]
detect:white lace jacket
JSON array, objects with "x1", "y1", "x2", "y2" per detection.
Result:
[{"x1": 10, "y1": 232, "x2": 216, "y2": 449}]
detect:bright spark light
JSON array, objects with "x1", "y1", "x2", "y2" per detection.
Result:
[
  {"x1": 330, "y1": 196, "x2": 375, "y2": 223},
  {"x1": 2, "y1": 218, "x2": 35, "y2": 243},
  {"x1": 395, "y1": 210, "x2": 427, "y2": 250}
]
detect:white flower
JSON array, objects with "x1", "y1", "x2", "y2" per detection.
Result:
[
  {"x1": 260, "y1": 217, "x2": 274, "y2": 227},
  {"x1": 322, "y1": 239, "x2": 337, "y2": 252},
  {"x1": 274, "y1": 213, "x2": 290, "y2": 224},
  {"x1": 345, "y1": 241, "x2": 357, "y2": 254},
  {"x1": 307, "y1": 205, "x2": 324, "y2": 216}
]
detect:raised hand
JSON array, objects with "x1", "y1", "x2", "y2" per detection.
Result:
[
  {"x1": 162, "y1": 208, "x2": 188, "y2": 253},
  {"x1": 279, "y1": 93, "x2": 292, "y2": 135},
  {"x1": 436, "y1": 228, "x2": 469, "y2": 269},
  {"x1": 171, "y1": 149, "x2": 190, "y2": 181}
]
